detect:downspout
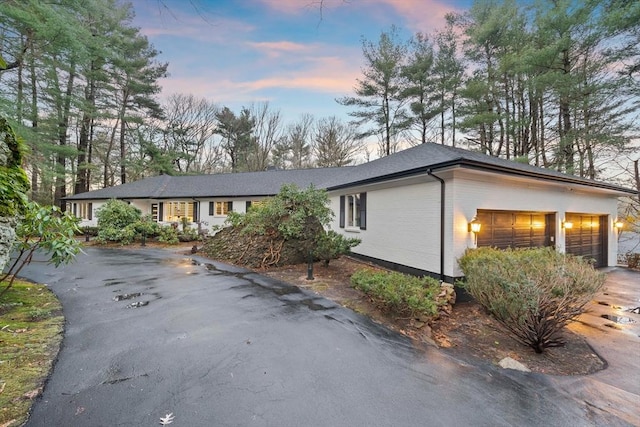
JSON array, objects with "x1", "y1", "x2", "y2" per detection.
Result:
[{"x1": 427, "y1": 169, "x2": 445, "y2": 283}]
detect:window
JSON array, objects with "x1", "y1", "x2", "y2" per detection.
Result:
[
  {"x1": 72, "y1": 202, "x2": 93, "y2": 220},
  {"x1": 347, "y1": 194, "x2": 360, "y2": 227},
  {"x1": 209, "y1": 201, "x2": 233, "y2": 216},
  {"x1": 163, "y1": 201, "x2": 194, "y2": 222},
  {"x1": 339, "y1": 193, "x2": 366, "y2": 230},
  {"x1": 151, "y1": 203, "x2": 158, "y2": 222},
  {"x1": 246, "y1": 200, "x2": 264, "y2": 212}
]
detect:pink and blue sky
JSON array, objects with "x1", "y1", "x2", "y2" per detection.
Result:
[{"x1": 130, "y1": 0, "x2": 470, "y2": 124}]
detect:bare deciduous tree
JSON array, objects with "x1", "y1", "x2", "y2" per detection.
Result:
[{"x1": 313, "y1": 116, "x2": 363, "y2": 167}]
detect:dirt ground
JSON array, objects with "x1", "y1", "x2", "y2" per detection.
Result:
[
  {"x1": 259, "y1": 256, "x2": 606, "y2": 376},
  {"x1": 87, "y1": 240, "x2": 606, "y2": 376}
]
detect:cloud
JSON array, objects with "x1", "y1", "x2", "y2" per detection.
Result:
[
  {"x1": 160, "y1": 53, "x2": 359, "y2": 104},
  {"x1": 254, "y1": 0, "x2": 343, "y2": 15},
  {"x1": 257, "y1": 0, "x2": 461, "y2": 33},
  {"x1": 132, "y1": 3, "x2": 255, "y2": 44},
  {"x1": 246, "y1": 41, "x2": 310, "y2": 59},
  {"x1": 375, "y1": 0, "x2": 461, "y2": 32}
]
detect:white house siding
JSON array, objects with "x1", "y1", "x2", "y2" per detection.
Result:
[
  {"x1": 200, "y1": 199, "x2": 251, "y2": 231},
  {"x1": 68, "y1": 200, "x2": 105, "y2": 228},
  {"x1": 449, "y1": 170, "x2": 619, "y2": 277},
  {"x1": 71, "y1": 197, "x2": 268, "y2": 233},
  {"x1": 330, "y1": 179, "x2": 443, "y2": 276}
]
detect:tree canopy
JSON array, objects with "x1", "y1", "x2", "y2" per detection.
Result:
[{"x1": 0, "y1": 0, "x2": 637, "y2": 206}]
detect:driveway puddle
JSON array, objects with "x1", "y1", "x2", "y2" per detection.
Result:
[
  {"x1": 126, "y1": 301, "x2": 149, "y2": 308},
  {"x1": 601, "y1": 314, "x2": 637, "y2": 324},
  {"x1": 104, "y1": 280, "x2": 125, "y2": 287},
  {"x1": 300, "y1": 299, "x2": 330, "y2": 311},
  {"x1": 272, "y1": 286, "x2": 301, "y2": 296},
  {"x1": 113, "y1": 293, "x2": 142, "y2": 301}
]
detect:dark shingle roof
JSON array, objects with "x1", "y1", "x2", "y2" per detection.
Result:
[
  {"x1": 65, "y1": 167, "x2": 353, "y2": 200},
  {"x1": 65, "y1": 143, "x2": 635, "y2": 200},
  {"x1": 324, "y1": 143, "x2": 635, "y2": 193}
]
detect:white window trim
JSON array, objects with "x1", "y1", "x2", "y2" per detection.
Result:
[
  {"x1": 346, "y1": 194, "x2": 361, "y2": 231},
  {"x1": 214, "y1": 201, "x2": 232, "y2": 217},
  {"x1": 164, "y1": 201, "x2": 194, "y2": 223}
]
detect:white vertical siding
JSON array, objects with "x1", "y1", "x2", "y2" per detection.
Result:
[
  {"x1": 330, "y1": 171, "x2": 621, "y2": 280},
  {"x1": 330, "y1": 181, "x2": 443, "y2": 274},
  {"x1": 449, "y1": 171, "x2": 619, "y2": 276},
  {"x1": 199, "y1": 198, "x2": 263, "y2": 231}
]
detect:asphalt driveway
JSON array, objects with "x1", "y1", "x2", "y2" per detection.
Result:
[{"x1": 18, "y1": 248, "x2": 636, "y2": 426}]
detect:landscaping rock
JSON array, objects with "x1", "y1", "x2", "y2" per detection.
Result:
[
  {"x1": 498, "y1": 357, "x2": 531, "y2": 372},
  {"x1": 0, "y1": 217, "x2": 16, "y2": 272}
]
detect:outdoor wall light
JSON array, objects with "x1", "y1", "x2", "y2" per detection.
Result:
[
  {"x1": 562, "y1": 220, "x2": 573, "y2": 229},
  {"x1": 468, "y1": 217, "x2": 482, "y2": 233},
  {"x1": 614, "y1": 219, "x2": 624, "y2": 230},
  {"x1": 468, "y1": 216, "x2": 481, "y2": 245}
]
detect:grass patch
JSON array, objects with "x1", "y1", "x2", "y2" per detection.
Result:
[{"x1": 0, "y1": 279, "x2": 63, "y2": 426}]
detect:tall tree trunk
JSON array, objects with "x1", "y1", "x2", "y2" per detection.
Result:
[
  {"x1": 104, "y1": 116, "x2": 120, "y2": 188},
  {"x1": 16, "y1": 36, "x2": 24, "y2": 122},
  {"x1": 119, "y1": 89, "x2": 129, "y2": 184},
  {"x1": 75, "y1": 61, "x2": 97, "y2": 194},
  {"x1": 54, "y1": 60, "x2": 76, "y2": 210},
  {"x1": 634, "y1": 160, "x2": 639, "y2": 201},
  {"x1": 559, "y1": 49, "x2": 574, "y2": 174},
  {"x1": 451, "y1": 90, "x2": 456, "y2": 147},
  {"x1": 29, "y1": 41, "x2": 39, "y2": 195},
  {"x1": 440, "y1": 92, "x2": 446, "y2": 145}
]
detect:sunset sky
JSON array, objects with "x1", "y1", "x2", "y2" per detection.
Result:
[{"x1": 130, "y1": 0, "x2": 470, "y2": 125}]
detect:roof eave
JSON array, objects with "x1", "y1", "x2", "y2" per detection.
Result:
[{"x1": 327, "y1": 159, "x2": 636, "y2": 195}]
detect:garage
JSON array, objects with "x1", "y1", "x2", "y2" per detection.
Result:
[
  {"x1": 476, "y1": 210, "x2": 555, "y2": 249},
  {"x1": 565, "y1": 214, "x2": 607, "y2": 267}
]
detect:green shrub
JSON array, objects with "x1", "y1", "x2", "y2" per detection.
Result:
[
  {"x1": 157, "y1": 225, "x2": 179, "y2": 244},
  {"x1": 95, "y1": 199, "x2": 141, "y2": 243},
  {"x1": 315, "y1": 231, "x2": 361, "y2": 265},
  {"x1": 80, "y1": 226, "x2": 99, "y2": 236},
  {"x1": 351, "y1": 269, "x2": 440, "y2": 317},
  {"x1": 228, "y1": 184, "x2": 332, "y2": 240},
  {"x1": 178, "y1": 228, "x2": 199, "y2": 242},
  {"x1": 133, "y1": 215, "x2": 160, "y2": 238},
  {"x1": 458, "y1": 247, "x2": 605, "y2": 353},
  {"x1": 625, "y1": 252, "x2": 640, "y2": 269},
  {"x1": 2, "y1": 202, "x2": 81, "y2": 294}
]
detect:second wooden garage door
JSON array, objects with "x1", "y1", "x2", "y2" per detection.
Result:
[
  {"x1": 476, "y1": 210, "x2": 555, "y2": 249},
  {"x1": 565, "y1": 214, "x2": 607, "y2": 267}
]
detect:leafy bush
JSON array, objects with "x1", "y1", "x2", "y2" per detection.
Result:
[
  {"x1": 178, "y1": 229, "x2": 199, "y2": 242},
  {"x1": 625, "y1": 252, "x2": 640, "y2": 269},
  {"x1": 80, "y1": 226, "x2": 99, "y2": 236},
  {"x1": 458, "y1": 247, "x2": 605, "y2": 353},
  {"x1": 228, "y1": 184, "x2": 332, "y2": 240},
  {"x1": 315, "y1": 231, "x2": 361, "y2": 265},
  {"x1": 351, "y1": 269, "x2": 440, "y2": 317},
  {"x1": 134, "y1": 215, "x2": 160, "y2": 237},
  {"x1": 95, "y1": 199, "x2": 141, "y2": 243},
  {"x1": 157, "y1": 225, "x2": 179, "y2": 244},
  {"x1": 211, "y1": 184, "x2": 359, "y2": 268},
  {"x1": 1, "y1": 202, "x2": 82, "y2": 295}
]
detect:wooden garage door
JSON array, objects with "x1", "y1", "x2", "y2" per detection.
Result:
[
  {"x1": 565, "y1": 214, "x2": 606, "y2": 267},
  {"x1": 477, "y1": 210, "x2": 555, "y2": 249}
]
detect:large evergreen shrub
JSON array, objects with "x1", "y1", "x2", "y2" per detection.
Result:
[
  {"x1": 204, "y1": 184, "x2": 359, "y2": 267},
  {"x1": 458, "y1": 247, "x2": 605, "y2": 353},
  {"x1": 95, "y1": 199, "x2": 142, "y2": 244}
]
